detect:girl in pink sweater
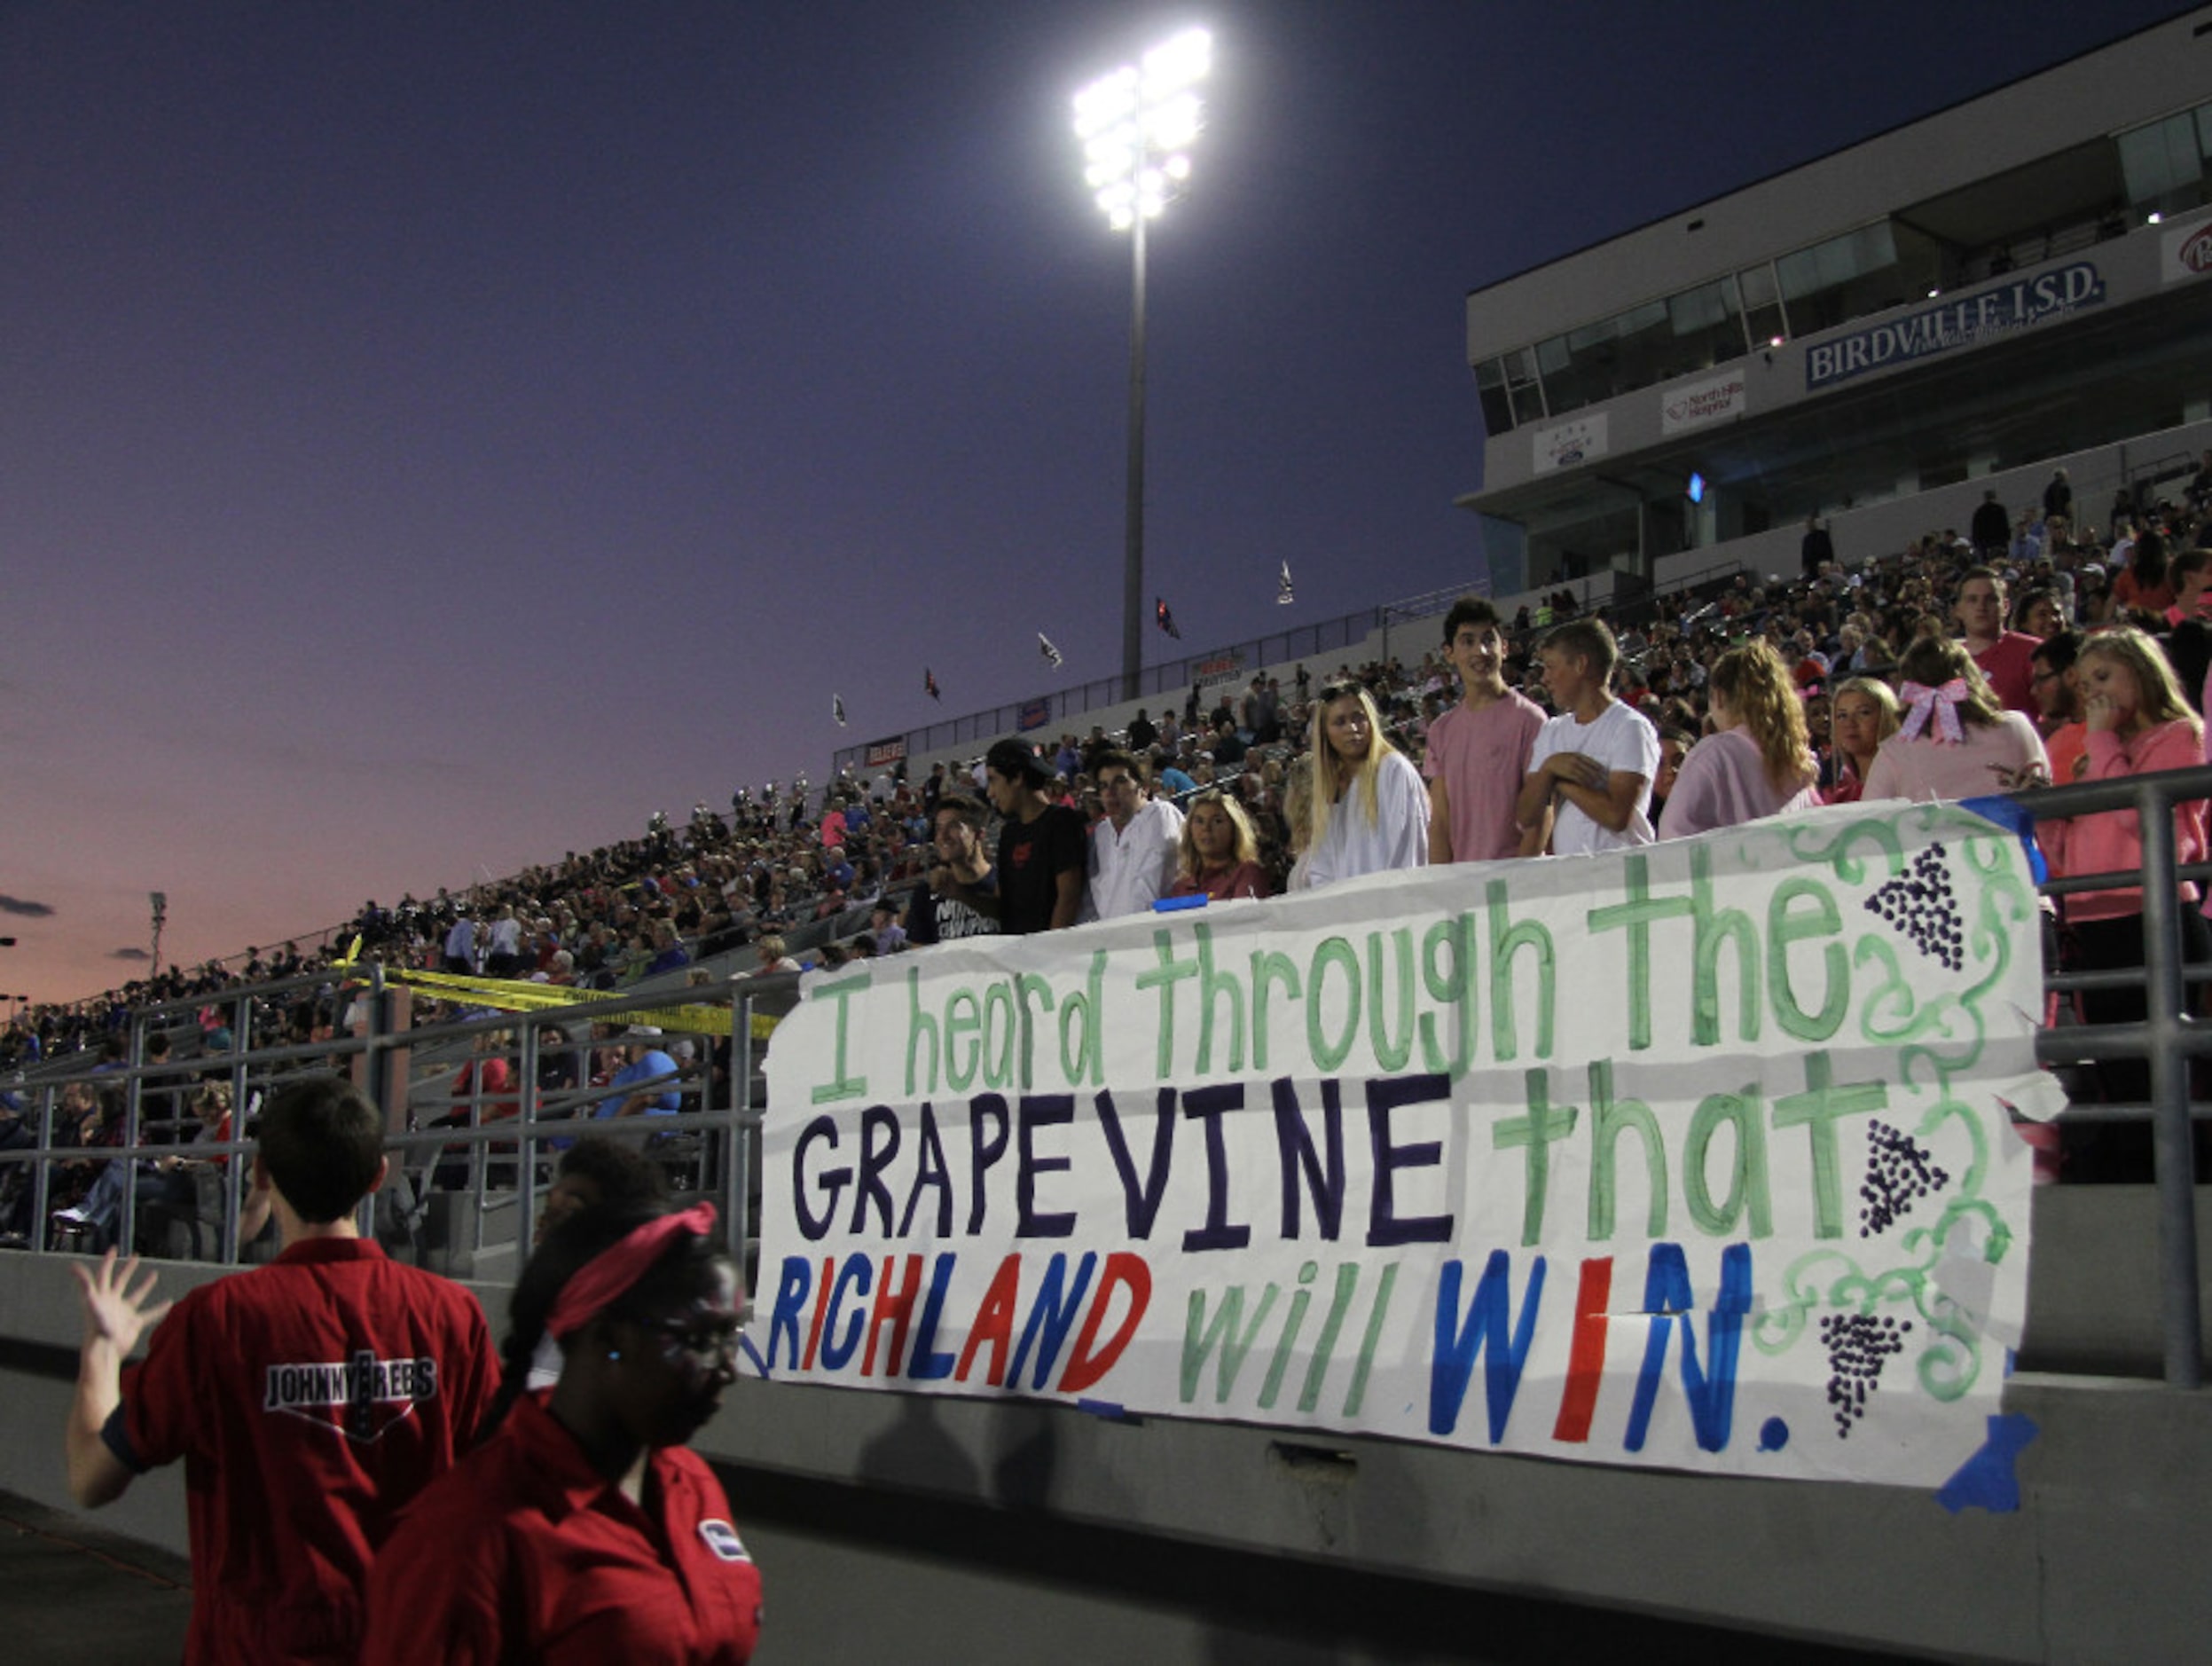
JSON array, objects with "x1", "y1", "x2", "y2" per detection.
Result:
[
  {"x1": 1861, "y1": 635, "x2": 2048, "y2": 805},
  {"x1": 1659, "y1": 639, "x2": 1820, "y2": 838},
  {"x1": 2041, "y1": 626, "x2": 2208, "y2": 1177}
]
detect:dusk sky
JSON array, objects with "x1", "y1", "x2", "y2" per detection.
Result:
[{"x1": 4, "y1": 1, "x2": 2185, "y2": 1007}]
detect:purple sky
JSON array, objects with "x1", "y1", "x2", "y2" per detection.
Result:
[{"x1": 3, "y1": 2, "x2": 2185, "y2": 1006}]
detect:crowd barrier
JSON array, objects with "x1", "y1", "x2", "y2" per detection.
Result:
[{"x1": 0, "y1": 971, "x2": 796, "y2": 1289}]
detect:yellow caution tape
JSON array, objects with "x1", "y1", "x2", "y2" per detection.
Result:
[
  {"x1": 326, "y1": 946, "x2": 780, "y2": 1040},
  {"x1": 388, "y1": 969, "x2": 737, "y2": 1038}
]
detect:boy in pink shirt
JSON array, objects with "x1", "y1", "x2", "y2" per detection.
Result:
[{"x1": 1424, "y1": 598, "x2": 1544, "y2": 863}]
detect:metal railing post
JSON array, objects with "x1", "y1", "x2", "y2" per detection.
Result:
[
  {"x1": 31, "y1": 1083, "x2": 55, "y2": 1244},
  {"x1": 730, "y1": 991, "x2": 755, "y2": 1290},
  {"x1": 467, "y1": 1054, "x2": 490, "y2": 1258},
  {"x1": 220, "y1": 1080, "x2": 241, "y2": 1269},
  {"x1": 119, "y1": 1018, "x2": 145, "y2": 1256},
  {"x1": 517, "y1": 1018, "x2": 542, "y2": 1257},
  {"x1": 2136, "y1": 781, "x2": 2203, "y2": 1388}
]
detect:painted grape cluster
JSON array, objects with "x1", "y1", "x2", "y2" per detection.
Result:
[
  {"x1": 1858, "y1": 1118, "x2": 1951, "y2": 1238},
  {"x1": 1863, "y1": 842, "x2": 1964, "y2": 972},
  {"x1": 1821, "y1": 1313, "x2": 1911, "y2": 1439}
]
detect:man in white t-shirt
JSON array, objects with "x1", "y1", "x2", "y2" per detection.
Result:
[
  {"x1": 1516, "y1": 618, "x2": 1659, "y2": 856},
  {"x1": 484, "y1": 906, "x2": 524, "y2": 978},
  {"x1": 1080, "y1": 750, "x2": 1184, "y2": 921},
  {"x1": 442, "y1": 911, "x2": 477, "y2": 976}
]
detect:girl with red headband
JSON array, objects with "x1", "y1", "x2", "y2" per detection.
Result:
[{"x1": 364, "y1": 1201, "x2": 760, "y2": 1663}]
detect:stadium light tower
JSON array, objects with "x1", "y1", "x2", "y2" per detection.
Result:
[{"x1": 1073, "y1": 26, "x2": 1212, "y2": 702}]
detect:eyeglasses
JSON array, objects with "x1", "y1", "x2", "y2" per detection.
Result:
[{"x1": 646, "y1": 1318, "x2": 742, "y2": 1371}]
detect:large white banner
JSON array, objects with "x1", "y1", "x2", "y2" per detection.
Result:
[{"x1": 758, "y1": 802, "x2": 2043, "y2": 1487}]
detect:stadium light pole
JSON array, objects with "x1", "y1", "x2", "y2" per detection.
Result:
[{"x1": 1073, "y1": 27, "x2": 1211, "y2": 703}]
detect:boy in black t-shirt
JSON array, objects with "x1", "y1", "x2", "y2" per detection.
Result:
[{"x1": 942, "y1": 740, "x2": 1085, "y2": 935}]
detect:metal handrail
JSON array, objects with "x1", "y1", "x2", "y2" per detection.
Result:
[
  {"x1": 2012, "y1": 763, "x2": 2212, "y2": 1387},
  {"x1": 3, "y1": 975, "x2": 767, "y2": 1276}
]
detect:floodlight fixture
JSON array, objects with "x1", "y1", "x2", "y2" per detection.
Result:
[
  {"x1": 1072, "y1": 27, "x2": 1215, "y2": 699},
  {"x1": 1074, "y1": 28, "x2": 1210, "y2": 232}
]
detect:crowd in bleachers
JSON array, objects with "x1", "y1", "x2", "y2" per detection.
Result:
[
  {"x1": 0, "y1": 782, "x2": 937, "y2": 1068},
  {"x1": 12, "y1": 457, "x2": 2212, "y2": 1170},
  {"x1": 906, "y1": 460, "x2": 2208, "y2": 888}
]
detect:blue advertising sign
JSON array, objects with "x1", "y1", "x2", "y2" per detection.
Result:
[{"x1": 1806, "y1": 263, "x2": 2105, "y2": 391}]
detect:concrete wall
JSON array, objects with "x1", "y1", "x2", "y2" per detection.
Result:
[
  {"x1": 1706, "y1": 413, "x2": 2212, "y2": 588},
  {"x1": 1498, "y1": 409, "x2": 2212, "y2": 605},
  {"x1": 4, "y1": 1183, "x2": 2209, "y2": 1661}
]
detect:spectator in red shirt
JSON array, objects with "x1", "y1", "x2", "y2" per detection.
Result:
[
  {"x1": 1954, "y1": 566, "x2": 2041, "y2": 715},
  {"x1": 365, "y1": 1202, "x2": 760, "y2": 1664},
  {"x1": 2031, "y1": 632, "x2": 2089, "y2": 785},
  {"x1": 1168, "y1": 790, "x2": 1272, "y2": 901},
  {"x1": 65, "y1": 1075, "x2": 499, "y2": 1666},
  {"x1": 2110, "y1": 529, "x2": 2176, "y2": 618},
  {"x1": 2163, "y1": 546, "x2": 2212, "y2": 628}
]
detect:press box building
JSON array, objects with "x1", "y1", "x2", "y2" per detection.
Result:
[{"x1": 1461, "y1": 6, "x2": 2212, "y2": 601}]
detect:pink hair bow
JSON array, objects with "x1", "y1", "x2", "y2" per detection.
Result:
[{"x1": 1897, "y1": 678, "x2": 1968, "y2": 743}]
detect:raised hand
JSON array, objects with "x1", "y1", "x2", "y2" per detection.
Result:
[
  {"x1": 1988, "y1": 759, "x2": 2051, "y2": 791},
  {"x1": 71, "y1": 1248, "x2": 173, "y2": 1356}
]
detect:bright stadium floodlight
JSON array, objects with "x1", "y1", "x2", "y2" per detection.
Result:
[{"x1": 1074, "y1": 27, "x2": 1212, "y2": 700}]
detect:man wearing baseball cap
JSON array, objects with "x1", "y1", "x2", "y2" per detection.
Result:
[{"x1": 595, "y1": 1026, "x2": 682, "y2": 1125}]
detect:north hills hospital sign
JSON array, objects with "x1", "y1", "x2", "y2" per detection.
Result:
[{"x1": 1806, "y1": 262, "x2": 2106, "y2": 391}]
